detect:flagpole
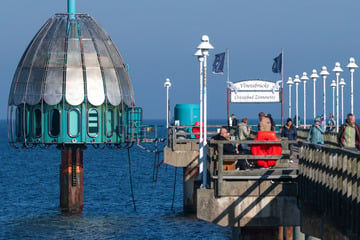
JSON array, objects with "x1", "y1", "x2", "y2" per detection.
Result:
[
  {"x1": 281, "y1": 48, "x2": 284, "y2": 126},
  {"x1": 226, "y1": 48, "x2": 230, "y2": 125}
]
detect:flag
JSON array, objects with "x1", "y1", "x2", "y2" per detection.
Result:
[
  {"x1": 272, "y1": 53, "x2": 282, "y2": 73},
  {"x1": 212, "y1": 52, "x2": 226, "y2": 74}
]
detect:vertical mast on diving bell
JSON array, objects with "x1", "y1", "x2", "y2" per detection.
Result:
[{"x1": 68, "y1": 0, "x2": 76, "y2": 20}]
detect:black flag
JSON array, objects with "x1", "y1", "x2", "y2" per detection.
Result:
[
  {"x1": 212, "y1": 52, "x2": 226, "y2": 74},
  {"x1": 272, "y1": 53, "x2": 282, "y2": 73}
]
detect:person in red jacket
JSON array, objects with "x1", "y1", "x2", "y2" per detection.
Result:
[{"x1": 337, "y1": 113, "x2": 360, "y2": 151}]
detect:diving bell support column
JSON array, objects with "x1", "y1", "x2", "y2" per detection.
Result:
[{"x1": 60, "y1": 147, "x2": 84, "y2": 213}]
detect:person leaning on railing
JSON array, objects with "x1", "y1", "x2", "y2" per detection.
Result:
[{"x1": 337, "y1": 113, "x2": 360, "y2": 151}]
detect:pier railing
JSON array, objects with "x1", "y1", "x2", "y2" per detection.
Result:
[
  {"x1": 299, "y1": 142, "x2": 360, "y2": 238},
  {"x1": 208, "y1": 139, "x2": 298, "y2": 197}
]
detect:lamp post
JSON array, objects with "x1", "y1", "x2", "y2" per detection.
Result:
[
  {"x1": 286, "y1": 77, "x2": 294, "y2": 118},
  {"x1": 194, "y1": 49, "x2": 204, "y2": 181},
  {"x1": 339, "y1": 78, "x2": 346, "y2": 124},
  {"x1": 164, "y1": 78, "x2": 171, "y2": 129},
  {"x1": 346, "y1": 57, "x2": 358, "y2": 114},
  {"x1": 196, "y1": 35, "x2": 213, "y2": 188},
  {"x1": 310, "y1": 69, "x2": 319, "y2": 119},
  {"x1": 320, "y1": 66, "x2": 329, "y2": 128},
  {"x1": 301, "y1": 72, "x2": 309, "y2": 128},
  {"x1": 293, "y1": 75, "x2": 301, "y2": 128},
  {"x1": 331, "y1": 80, "x2": 336, "y2": 120},
  {"x1": 332, "y1": 62, "x2": 343, "y2": 132}
]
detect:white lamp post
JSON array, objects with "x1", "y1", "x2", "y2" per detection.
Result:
[
  {"x1": 293, "y1": 75, "x2": 301, "y2": 128},
  {"x1": 339, "y1": 78, "x2": 346, "y2": 124},
  {"x1": 301, "y1": 72, "x2": 309, "y2": 128},
  {"x1": 286, "y1": 77, "x2": 294, "y2": 118},
  {"x1": 164, "y1": 78, "x2": 171, "y2": 129},
  {"x1": 346, "y1": 57, "x2": 358, "y2": 114},
  {"x1": 331, "y1": 80, "x2": 336, "y2": 120},
  {"x1": 310, "y1": 69, "x2": 319, "y2": 119},
  {"x1": 320, "y1": 66, "x2": 329, "y2": 128},
  {"x1": 332, "y1": 62, "x2": 343, "y2": 132},
  {"x1": 194, "y1": 49, "x2": 204, "y2": 181},
  {"x1": 197, "y1": 35, "x2": 213, "y2": 188}
]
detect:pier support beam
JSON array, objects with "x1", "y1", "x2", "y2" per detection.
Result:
[
  {"x1": 183, "y1": 166, "x2": 199, "y2": 213},
  {"x1": 60, "y1": 147, "x2": 83, "y2": 213}
]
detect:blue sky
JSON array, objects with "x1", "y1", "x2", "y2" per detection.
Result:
[{"x1": 1, "y1": 0, "x2": 360, "y2": 122}]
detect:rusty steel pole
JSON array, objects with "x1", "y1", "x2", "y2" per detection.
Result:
[{"x1": 60, "y1": 147, "x2": 84, "y2": 213}]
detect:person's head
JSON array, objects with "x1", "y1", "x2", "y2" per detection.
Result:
[
  {"x1": 241, "y1": 117, "x2": 248, "y2": 124},
  {"x1": 220, "y1": 127, "x2": 228, "y2": 137},
  {"x1": 286, "y1": 118, "x2": 292, "y2": 126},
  {"x1": 314, "y1": 117, "x2": 321, "y2": 125},
  {"x1": 346, "y1": 113, "x2": 355, "y2": 125},
  {"x1": 330, "y1": 113, "x2": 334, "y2": 118},
  {"x1": 258, "y1": 112, "x2": 265, "y2": 120},
  {"x1": 231, "y1": 114, "x2": 236, "y2": 119}
]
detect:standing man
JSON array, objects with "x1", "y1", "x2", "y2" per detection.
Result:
[
  {"x1": 337, "y1": 113, "x2": 360, "y2": 151},
  {"x1": 230, "y1": 114, "x2": 239, "y2": 137},
  {"x1": 328, "y1": 113, "x2": 336, "y2": 133},
  {"x1": 257, "y1": 112, "x2": 266, "y2": 130},
  {"x1": 281, "y1": 118, "x2": 297, "y2": 158},
  {"x1": 238, "y1": 117, "x2": 251, "y2": 153}
]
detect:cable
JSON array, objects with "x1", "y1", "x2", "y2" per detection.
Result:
[{"x1": 127, "y1": 148, "x2": 136, "y2": 211}]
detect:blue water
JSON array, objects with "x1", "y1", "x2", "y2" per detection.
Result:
[{"x1": 0, "y1": 120, "x2": 231, "y2": 240}]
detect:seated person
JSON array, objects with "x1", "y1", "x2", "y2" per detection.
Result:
[{"x1": 212, "y1": 127, "x2": 247, "y2": 170}]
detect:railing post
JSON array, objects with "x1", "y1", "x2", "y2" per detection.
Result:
[
  {"x1": 172, "y1": 126, "x2": 176, "y2": 151},
  {"x1": 217, "y1": 143, "x2": 223, "y2": 197}
]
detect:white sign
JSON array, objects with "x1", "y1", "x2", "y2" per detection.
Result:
[
  {"x1": 231, "y1": 91, "x2": 280, "y2": 103},
  {"x1": 233, "y1": 80, "x2": 277, "y2": 91},
  {"x1": 228, "y1": 79, "x2": 282, "y2": 103}
]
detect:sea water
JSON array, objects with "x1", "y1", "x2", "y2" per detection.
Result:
[{"x1": 0, "y1": 120, "x2": 231, "y2": 240}]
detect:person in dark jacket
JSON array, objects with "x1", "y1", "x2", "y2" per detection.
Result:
[
  {"x1": 212, "y1": 127, "x2": 247, "y2": 170},
  {"x1": 212, "y1": 127, "x2": 237, "y2": 154},
  {"x1": 281, "y1": 118, "x2": 297, "y2": 140},
  {"x1": 337, "y1": 113, "x2": 360, "y2": 151},
  {"x1": 281, "y1": 118, "x2": 297, "y2": 157},
  {"x1": 230, "y1": 114, "x2": 239, "y2": 137}
]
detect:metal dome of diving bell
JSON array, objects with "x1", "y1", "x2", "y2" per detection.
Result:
[{"x1": 8, "y1": 13, "x2": 142, "y2": 147}]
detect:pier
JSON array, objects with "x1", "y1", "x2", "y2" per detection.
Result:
[{"x1": 165, "y1": 125, "x2": 360, "y2": 240}]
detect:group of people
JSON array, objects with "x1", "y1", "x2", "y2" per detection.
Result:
[
  {"x1": 211, "y1": 111, "x2": 360, "y2": 172},
  {"x1": 288, "y1": 113, "x2": 360, "y2": 151},
  {"x1": 213, "y1": 112, "x2": 278, "y2": 170}
]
